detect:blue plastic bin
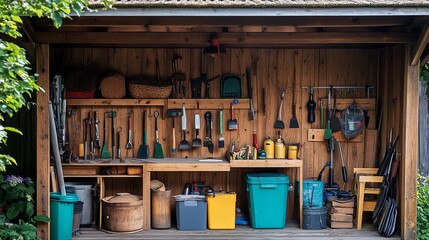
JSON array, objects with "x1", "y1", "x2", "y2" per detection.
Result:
[
  {"x1": 246, "y1": 173, "x2": 289, "y2": 228},
  {"x1": 296, "y1": 180, "x2": 324, "y2": 207},
  {"x1": 50, "y1": 192, "x2": 78, "y2": 240}
]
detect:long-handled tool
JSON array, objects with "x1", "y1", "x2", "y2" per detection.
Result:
[
  {"x1": 137, "y1": 110, "x2": 149, "y2": 159},
  {"x1": 101, "y1": 113, "x2": 111, "y2": 159},
  {"x1": 117, "y1": 127, "x2": 122, "y2": 160},
  {"x1": 108, "y1": 111, "x2": 117, "y2": 161},
  {"x1": 153, "y1": 110, "x2": 164, "y2": 158},
  {"x1": 192, "y1": 114, "x2": 202, "y2": 148},
  {"x1": 125, "y1": 113, "x2": 133, "y2": 149},
  {"x1": 274, "y1": 90, "x2": 285, "y2": 129},
  {"x1": 166, "y1": 109, "x2": 182, "y2": 156},
  {"x1": 289, "y1": 60, "x2": 299, "y2": 128},
  {"x1": 338, "y1": 141, "x2": 347, "y2": 182},
  {"x1": 83, "y1": 116, "x2": 90, "y2": 161},
  {"x1": 227, "y1": 102, "x2": 238, "y2": 130},
  {"x1": 323, "y1": 89, "x2": 332, "y2": 140},
  {"x1": 246, "y1": 67, "x2": 255, "y2": 120},
  {"x1": 218, "y1": 109, "x2": 224, "y2": 148},
  {"x1": 94, "y1": 111, "x2": 101, "y2": 151},
  {"x1": 179, "y1": 104, "x2": 190, "y2": 150},
  {"x1": 326, "y1": 137, "x2": 339, "y2": 190},
  {"x1": 307, "y1": 87, "x2": 316, "y2": 123},
  {"x1": 205, "y1": 111, "x2": 214, "y2": 153},
  {"x1": 331, "y1": 89, "x2": 342, "y2": 132}
]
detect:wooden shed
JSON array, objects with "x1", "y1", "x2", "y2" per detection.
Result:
[{"x1": 22, "y1": 0, "x2": 429, "y2": 239}]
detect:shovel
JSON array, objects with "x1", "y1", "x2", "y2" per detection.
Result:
[
  {"x1": 192, "y1": 114, "x2": 202, "y2": 148},
  {"x1": 274, "y1": 90, "x2": 285, "y2": 129},
  {"x1": 153, "y1": 110, "x2": 164, "y2": 158},
  {"x1": 137, "y1": 110, "x2": 149, "y2": 159},
  {"x1": 179, "y1": 104, "x2": 190, "y2": 150}
]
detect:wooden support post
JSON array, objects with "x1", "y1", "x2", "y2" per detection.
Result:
[
  {"x1": 36, "y1": 43, "x2": 50, "y2": 240},
  {"x1": 402, "y1": 44, "x2": 418, "y2": 240},
  {"x1": 142, "y1": 167, "x2": 151, "y2": 230}
]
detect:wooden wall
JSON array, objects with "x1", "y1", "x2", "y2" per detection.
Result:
[{"x1": 55, "y1": 47, "x2": 381, "y2": 219}]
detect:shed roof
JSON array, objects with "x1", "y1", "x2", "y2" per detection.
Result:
[{"x1": 90, "y1": 0, "x2": 429, "y2": 8}]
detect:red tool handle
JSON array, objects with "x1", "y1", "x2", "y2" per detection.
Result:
[
  {"x1": 253, "y1": 130, "x2": 258, "y2": 149},
  {"x1": 230, "y1": 103, "x2": 235, "y2": 119}
]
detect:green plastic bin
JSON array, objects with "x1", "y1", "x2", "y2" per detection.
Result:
[
  {"x1": 246, "y1": 173, "x2": 289, "y2": 229},
  {"x1": 50, "y1": 192, "x2": 78, "y2": 240}
]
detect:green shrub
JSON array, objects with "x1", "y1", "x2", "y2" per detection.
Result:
[{"x1": 417, "y1": 174, "x2": 429, "y2": 239}]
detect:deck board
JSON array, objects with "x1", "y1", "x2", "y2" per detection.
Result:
[{"x1": 73, "y1": 223, "x2": 400, "y2": 239}]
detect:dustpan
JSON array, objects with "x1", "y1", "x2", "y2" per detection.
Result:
[{"x1": 220, "y1": 74, "x2": 241, "y2": 98}]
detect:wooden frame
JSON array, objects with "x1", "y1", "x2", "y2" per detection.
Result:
[{"x1": 33, "y1": 14, "x2": 425, "y2": 240}]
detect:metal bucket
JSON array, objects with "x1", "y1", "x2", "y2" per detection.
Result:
[{"x1": 302, "y1": 206, "x2": 327, "y2": 230}]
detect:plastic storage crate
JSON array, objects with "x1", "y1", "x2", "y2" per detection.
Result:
[
  {"x1": 174, "y1": 195, "x2": 207, "y2": 230},
  {"x1": 246, "y1": 173, "x2": 289, "y2": 229}
]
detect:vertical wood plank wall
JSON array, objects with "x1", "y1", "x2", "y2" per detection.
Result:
[{"x1": 56, "y1": 47, "x2": 384, "y2": 219}]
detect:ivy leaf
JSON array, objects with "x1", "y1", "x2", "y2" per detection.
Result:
[{"x1": 33, "y1": 214, "x2": 50, "y2": 223}]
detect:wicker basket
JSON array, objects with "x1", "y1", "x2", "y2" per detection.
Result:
[
  {"x1": 128, "y1": 82, "x2": 172, "y2": 99},
  {"x1": 100, "y1": 73, "x2": 126, "y2": 99}
]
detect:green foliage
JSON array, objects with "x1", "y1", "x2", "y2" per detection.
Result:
[
  {"x1": 0, "y1": 215, "x2": 39, "y2": 240},
  {"x1": 0, "y1": 174, "x2": 49, "y2": 240},
  {"x1": 417, "y1": 174, "x2": 429, "y2": 240},
  {"x1": 0, "y1": 0, "x2": 113, "y2": 172}
]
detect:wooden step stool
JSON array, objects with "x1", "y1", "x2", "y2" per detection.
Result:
[{"x1": 353, "y1": 168, "x2": 384, "y2": 230}]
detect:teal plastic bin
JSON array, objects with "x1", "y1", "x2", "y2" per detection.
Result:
[
  {"x1": 246, "y1": 173, "x2": 289, "y2": 229},
  {"x1": 50, "y1": 192, "x2": 78, "y2": 240},
  {"x1": 296, "y1": 180, "x2": 324, "y2": 207}
]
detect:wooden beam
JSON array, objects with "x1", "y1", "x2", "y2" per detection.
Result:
[
  {"x1": 36, "y1": 43, "x2": 50, "y2": 240},
  {"x1": 420, "y1": 48, "x2": 429, "y2": 66},
  {"x1": 33, "y1": 32, "x2": 415, "y2": 45},
  {"x1": 401, "y1": 44, "x2": 418, "y2": 240},
  {"x1": 411, "y1": 22, "x2": 429, "y2": 66},
  {"x1": 29, "y1": 16, "x2": 418, "y2": 28}
]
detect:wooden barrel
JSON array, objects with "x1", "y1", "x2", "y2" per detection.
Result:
[
  {"x1": 151, "y1": 189, "x2": 171, "y2": 229},
  {"x1": 102, "y1": 193, "x2": 143, "y2": 232}
]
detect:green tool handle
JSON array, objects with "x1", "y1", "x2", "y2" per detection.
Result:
[
  {"x1": 143, "y1": 111, "x2": 148, "y2": 145},
  {"x1": 219, "y1": 110, "x2": 223, "y2": 135}
]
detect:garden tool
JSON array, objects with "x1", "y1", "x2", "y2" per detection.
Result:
[
  {"x1": 137, "y1": 110, "x2": 149, "y2": 159},
  {"x1": 192, "y1": 114, "x2": 202, "y2": 148},
  {"x1": 274, "y1": 90, "x2": 285, "y2": 129},
  {"x1": 153, "y1": 110, "x2": 164, "y2": 158},
  {"x1": 179, "y1": 104, "x2": 190, "y2": 150},
  {"x1": 101, "y1": 113, "x2": 111, "y2": 159}
]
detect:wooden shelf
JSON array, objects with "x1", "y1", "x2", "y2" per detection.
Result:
[
  {"x1": 67, "y1": 98, "x2": 166, "y2": 106},
  {"x1": 167, "y1": 98, "x2": 250, "y2": 110},
  {"x1": 229, "y1": 159, "x2": 302, "y2": 168}
]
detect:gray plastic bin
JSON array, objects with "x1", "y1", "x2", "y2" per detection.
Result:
[{"x1": 174, "y1": 195, "x2": 206, "y2": 230}]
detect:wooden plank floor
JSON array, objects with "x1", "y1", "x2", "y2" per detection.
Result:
[{"x1": 73, "y1": 223, "x2": 400, "y2": 240}]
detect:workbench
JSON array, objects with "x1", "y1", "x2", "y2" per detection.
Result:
[{"x1": 61, "y1": 158, "x2": 303, "y2": 230}]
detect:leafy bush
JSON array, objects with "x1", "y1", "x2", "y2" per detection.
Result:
[
  {"x1": 0, "y1": 174, "x2": 49, "y2": 240},
  {"x1": 417, "y1": 174, "x2": 429, "y2": 239}
]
